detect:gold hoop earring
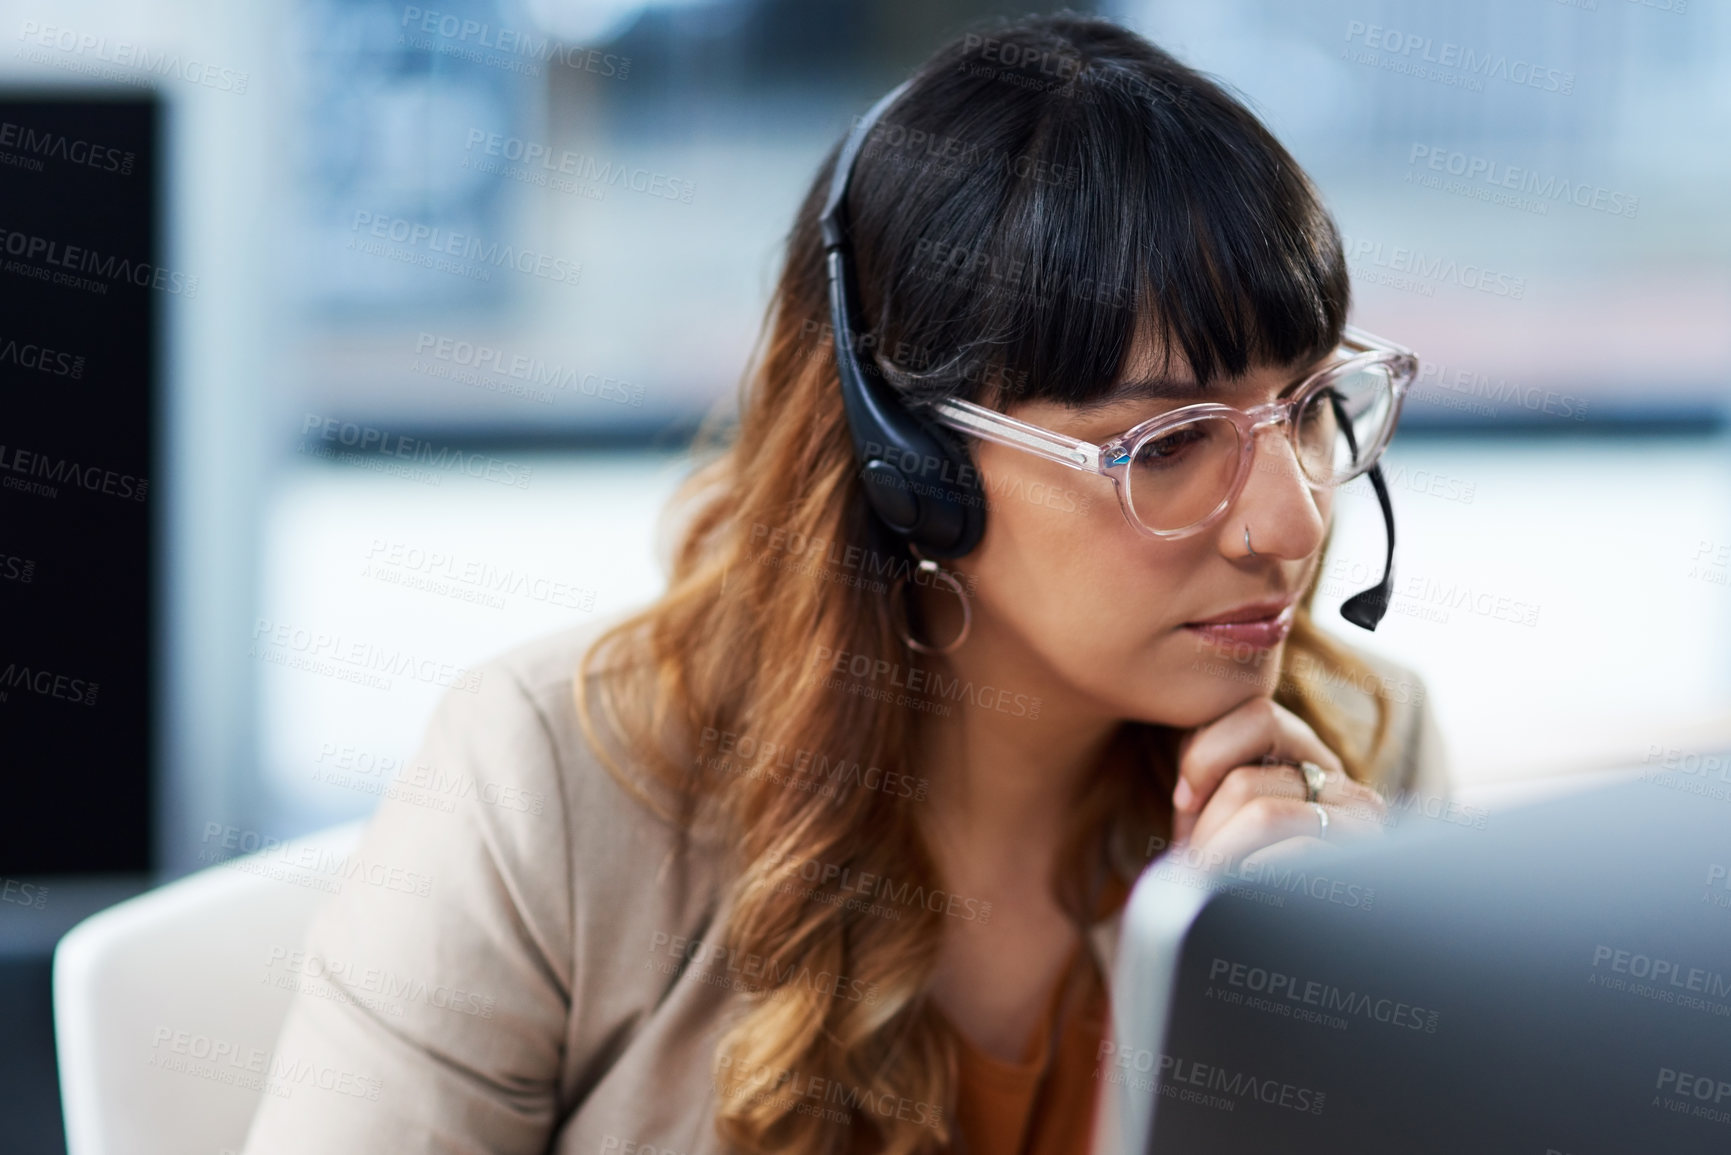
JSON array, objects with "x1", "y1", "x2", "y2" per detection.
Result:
[{"x1": 891, "y1": 551, "x2": 972, "y2": 655}]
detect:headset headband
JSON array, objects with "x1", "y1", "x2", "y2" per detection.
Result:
[{"x1": 817, "y1": 81, "x2": 985, "y2": 559}]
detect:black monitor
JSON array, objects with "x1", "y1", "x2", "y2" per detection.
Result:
[
  {"x1": 1097, "y1": 770, "x2": 1731, "y2": 1154},
  {"x1": 0, "y1": 93, "x2": 159, "y2": 876}
]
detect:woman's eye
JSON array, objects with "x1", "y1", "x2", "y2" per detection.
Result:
[
  {"x1": 1136, "y1": 426, "x2": 1205, "y2": 465},
  {"x1": 1302, "y1": 388, "x2": 1340, "y2": 422}
]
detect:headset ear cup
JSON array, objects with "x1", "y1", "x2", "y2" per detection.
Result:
[
  {"x1": 847, "y1": 386, "x2": 984, "y2": 559},
  {"x1": 903, "y1": 417, "x2": 985, "y2": 559},
  {"x1": 858, "y1": 459, "x2": 921, "y2": 533}
]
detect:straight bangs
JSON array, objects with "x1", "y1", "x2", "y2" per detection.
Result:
[{"x1": 850, "y1": 19, "x2": 1351, "y2": 406}]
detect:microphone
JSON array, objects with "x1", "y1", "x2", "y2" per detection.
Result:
[{"x1": 1339, "y1": 462, "x2": 1396, "y2": 631}]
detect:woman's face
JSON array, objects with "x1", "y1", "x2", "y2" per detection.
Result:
[{"x1": 943, "y1": 342, "x2": 1336, "y2": 731}]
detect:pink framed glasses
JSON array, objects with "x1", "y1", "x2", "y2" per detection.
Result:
[{"x1": 927, "y1": 325, "x2": 1417, "y2": 538}]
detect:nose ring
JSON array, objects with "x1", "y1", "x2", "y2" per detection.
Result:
[{"x1": 1244, "y1": 525, "x2": 1258, "y2": 557}]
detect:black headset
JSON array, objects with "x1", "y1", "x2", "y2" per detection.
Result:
[
  {"x1": 817, "y1": 82, "x2": 1397, "y2": 629},
  {"x1": 818, "y1": 81, "x2": 984, "y2": 560}
]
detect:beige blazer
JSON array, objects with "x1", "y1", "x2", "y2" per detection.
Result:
[{"x1": 240, "y1": 619, "x2": 1448, "y2": 1155}]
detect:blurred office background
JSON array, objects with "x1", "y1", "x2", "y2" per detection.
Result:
[{"x1": 1, "y1": 0, "x2": 1728, "y2": 1150}]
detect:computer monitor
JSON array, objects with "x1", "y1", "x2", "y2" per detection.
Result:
[
  {"x1": 1096, "y1": 767, "x2": 1731, "y2": 1154},
  {"x1": 0, "y1": 92, "x2": 158, "y2": 876}
]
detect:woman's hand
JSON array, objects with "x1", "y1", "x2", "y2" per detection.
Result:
[{"x1": 1170, "y1": 696, "x2": 1388, "y2": 868}]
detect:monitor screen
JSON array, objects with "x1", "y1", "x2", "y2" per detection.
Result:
[
  {"x1": 0, "y1": 93, "x2": 158, "y2": 874},
  {"x1": 1108, "y1": 777, "x2": 1731, "y2": 1154}
]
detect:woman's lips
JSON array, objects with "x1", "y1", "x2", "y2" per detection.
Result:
[{"x1": 1182, "y1": 601, "x2": 1296, "y2": 649}]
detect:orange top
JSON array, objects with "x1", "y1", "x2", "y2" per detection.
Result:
[{"x1": 945, "y1": 872, "x2": 1130, "y2": 1155}]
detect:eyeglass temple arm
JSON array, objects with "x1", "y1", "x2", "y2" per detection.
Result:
[
  {"x1": 928, "y1": 397, "x2": 1103, "y2": 472},
  {"x1": 1339, "y1": 324, "x2": 1415, "y2": 359}
]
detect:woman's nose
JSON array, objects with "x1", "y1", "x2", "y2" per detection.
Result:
[{"x1": 1222, "y1": 423, "x2": 1327, "y2": 561}]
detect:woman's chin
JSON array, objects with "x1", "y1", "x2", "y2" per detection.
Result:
[{"x1": 1132, "y1": 647, "x2": 1284, "y2": 727}]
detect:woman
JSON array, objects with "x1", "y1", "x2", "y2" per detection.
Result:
[{"x1": 243, "y1": 14, "x2": 1446, "y2": 1155}]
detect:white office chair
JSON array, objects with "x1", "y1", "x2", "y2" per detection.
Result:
[{"x1": 53, "y1": 822, "x2": 363, "y2": 1155}]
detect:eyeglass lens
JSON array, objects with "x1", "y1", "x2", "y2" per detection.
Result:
[{"x1": 1124, "y1": 363, "x2": 1398, "y2": 533}]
